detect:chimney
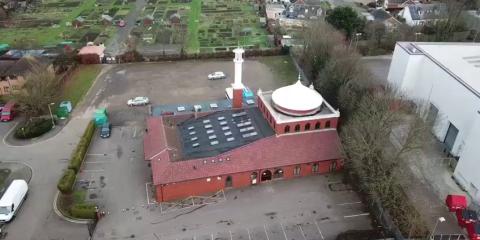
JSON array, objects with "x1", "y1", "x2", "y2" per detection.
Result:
[{"x1": 232, "y1": 48, "x2": 245, "y2": 109}]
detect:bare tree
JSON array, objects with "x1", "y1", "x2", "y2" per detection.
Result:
[{"x1": 11, "y1": 62, "x2": 61, "y2": 118}]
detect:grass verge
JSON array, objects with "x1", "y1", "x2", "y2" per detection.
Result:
[
  {"x1": 61, "y1": 65, "x2": 101, "y2": 108},
  {"x1": 186, "y1": 0, "x2": 201, "y2": 53}
]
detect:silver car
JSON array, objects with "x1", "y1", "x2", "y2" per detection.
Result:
[
  {"x1": 208, "y1": 71, "x2": 226, "y2": 80},
  {"x1": 127, "y1": 96, "x2": 149, "y2": 106}
]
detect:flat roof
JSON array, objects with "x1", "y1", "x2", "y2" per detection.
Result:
[
  {"x1": 398, "y1": 42, "x2": 480, "y2": 98},
  {"x1": 178, "y1": 107, "x2": 275, "y2": 159}
]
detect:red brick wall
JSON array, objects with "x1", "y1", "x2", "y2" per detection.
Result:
[
  {"x1": 79, "y1": 54, "x2": 101, "y2": 64},
  {"x1": 256, "y1": 96, "x2": 339, "y2": 135},
  {"x1": 156, "y1": 159, "x2": 342, "y2": 202}
]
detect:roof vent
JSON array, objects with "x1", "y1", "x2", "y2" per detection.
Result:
[
  {"x1": 204, "y1": 124, "x2": 212, "y2": 129},
  {"x1": 210, "y1": 103, "x2": 218, "y2": 109},
  {"x1": 177, "y1": 106, "x2": 186, "y2": 112},
  {"x1": 206, "y1": 129, "x2": 214, "y2": 134},
  {"x1": 222, "y1": 126, "x2": 230, "y2": 131},
  {"x1": 190, "y1": 136, "x2": 198, "y2": 141},
  {"x1": 208, "y1": 135, "x2": 217, "y2": 140},
  {"x1": 189, "y1": 131, "x2": 196, "y2": 135},
  {"x1": 188, "y1": 126, "x2": 195, "y2": 130},
  {"x1": 192, "y1": 143, "x2": 200, "y2": 148},
  {"x1": 227, "y1": 137, "x2": 235, "y2": 142},
  {"x1": 203, "y1": 119, "x2": 211, "y2": 124},
  {"x1": 210, "y1": 140, "x2": 219, "y2": 145},
  {"x1": 224, "y1": 131, "x2": 232, "y2": 136},
  {"x1": 217, "y1": 116, "x2": 225, "y2": 121}
]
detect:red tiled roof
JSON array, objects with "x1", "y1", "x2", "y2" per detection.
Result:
[
  {"x1": 78, "y1": 45, "x2": 105, "y2": 56},
  {"x1": 143, "y1": 117, "x2": 168, "y2": 160},
  {"x1": 147, "y1": 117, "x2": 342, "y2": 185}
]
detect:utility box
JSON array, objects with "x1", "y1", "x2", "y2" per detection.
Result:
[
  {"x1": 446, "y1": 194, "x2": 467, "y2": 212},
  {"x1": 94, "y1": 108, "x2": 109, "y2": 126}
]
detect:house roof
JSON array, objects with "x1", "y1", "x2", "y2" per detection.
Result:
[
  {"x1": 407, "y1": 3, "x2": 447, "y2": 21},
  {"x1": 148, "y1": 116, "x2": 342, "y2": 184},
  {"x1": 0, "y1": 57, "x2": 51, "y2": 76},
  {"x1": 372, "y1": 9, "x2": 393, "y2": 21},
  {"x1": 75, "y1": 16, "x2": 85, "y2": 22},
  {"x1": 78, "y1": 45, "x2": 105, "y2": 55}
]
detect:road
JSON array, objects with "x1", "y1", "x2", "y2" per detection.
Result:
[
  {"x1": 0, "y1": 67, "x2": 114, "y2": 240},
  {"x1": 105, "y1": 0, "x2": 147, "y2": 56}
]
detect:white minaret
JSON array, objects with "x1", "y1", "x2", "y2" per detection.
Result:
[
  {"x1": 231, "y1": 48, "x2": 245, "y2": 108},
  {"x1": 233, "y1": 48, "x2": 245, "y2": 89}
]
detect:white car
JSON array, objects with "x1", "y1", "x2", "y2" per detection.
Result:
[
  {"x1": 208, "y1": 71, "x2": 226, "y2": 80},
  {"x1": 127, "y1": 96, "x2": 149, "y2": 106}
]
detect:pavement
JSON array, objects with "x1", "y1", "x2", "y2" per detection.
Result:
[{"x1": 361, "y1": 55, "x2": 392, "y2": 85}]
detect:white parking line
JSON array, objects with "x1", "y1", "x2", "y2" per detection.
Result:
[
  {"x1": 211, "y1": 234, "x2": 214, "y2": 240},
  {"x1": 229, "y1": 230, "x2": 233, "y2": 240},
  {"x1": 337, "y1": 201, "x2": 362, "y2": 206},
  {"x1": 344, "y1": 213, "x2": 370, "y2": 218},
  {"x1": 146, "y1": 182, "x2": 152, "y2": 205},
  {"x1": 247, "y1": 228, "x2": 252, "y2": 240},
  {"x1": 264, "y1": 224, "x2": 270, "y2": 240},
  {"x1": 314, "y1": 220, "x2": 325, "y2": 240},
  {"x1": 82, "y1": 169, "x2": 105, "y2": 172},
  {"x1": 87, "y1": 153, "x2": 107, "y2": 156},
  {"x1": 298, "y1": 225, "x2": 307, "y2": 240},
  {"x1": 85, "y1": 161, "x2": 109, "y2": 164},
  {"x1": 279, "y1": 222, "x2": 288, "y2": 240},
  {"x1": 133, "y1": 127, "x2": 137, "y2": 138}
]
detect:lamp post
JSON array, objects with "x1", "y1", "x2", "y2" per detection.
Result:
[
  {"x1": 429, "y1": 217, "x2": 446, "y2": 240},
  {"x1": 354, "y1": 33, "x2": 362, "y2": 50},
  {"x1": 47, "y1": 102, "x2": 55, "y2": 129},
  {"x1": 415, "y1": 32, "x2": 422, "y2": 42}
]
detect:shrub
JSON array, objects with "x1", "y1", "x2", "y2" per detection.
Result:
[
  {"x1": 68, "y1": 120, "x2": 96, "y2": 173},
  {"x1": 57, "y1": 169, "x2": 76, "y2": 194},
  {"x1": 14, "y1": 118, "x2": 54, "y2": 139},
  {"x1": 70, "y1": 203, "x2": 96, "y2": 219}
]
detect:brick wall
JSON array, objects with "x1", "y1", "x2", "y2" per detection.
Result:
[{"x1": 155, "y1": 159, "x2": 342, "y2": 202}]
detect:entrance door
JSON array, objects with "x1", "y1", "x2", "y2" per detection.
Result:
[
  {"x1": 444, "y1": 123, "x2": 459, "y2": 153},
  {"x1": 225, "y1": 176, "x2": 233, "y2": 188}
]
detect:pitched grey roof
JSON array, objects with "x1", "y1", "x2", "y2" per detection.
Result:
[
  {"x1": 372, "y1": 9, "x2": 392, "y2": 21},
  {"x1": 408, "y1": 3, "x2": 447, "y2": 21}
]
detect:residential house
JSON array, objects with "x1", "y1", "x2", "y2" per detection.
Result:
[
  {"x1": 266, "y1": 3, "x2": 285, "y2": 21},
  {"x1": 398, "y1": 3, "x2": 447, "y2": 26},
  {"x1": 78, "y1": 45, "x2": 105, "y2": 64},
  {"x1": 387, "y1": 42, "x2": 480, "y2": 203},
  {"x1": 371, "y1": 9, "x2": 402, "y2": 31},
  {"x1": 279, "y1": 3, "x2": 324, "y2": 28},
  {"x1": 381, "y1": 0, "x2": 415, "y2": 11},
  {"x1": 0, "y1": 56, "x2": 52, "y2": 95}
]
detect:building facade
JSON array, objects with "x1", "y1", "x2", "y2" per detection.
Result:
[
  {"x1": 387, "y1": 42, "x2": 480, "y2": 201},
  {"x1": 144, "y1": 49, "x2": 343, "y2": 203}
]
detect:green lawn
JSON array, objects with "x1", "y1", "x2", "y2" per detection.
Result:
[
  {"x1": 186, "y1": 0, "x2": 201, "y2": 53},
  {"x1": 259, "y1": 56, "x2": 298, "y2": 85},
  {"x1": 61, "y1": 65, "x2": 101, "y2": 108}
]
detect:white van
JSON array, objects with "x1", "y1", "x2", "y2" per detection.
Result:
[{"x1": 0, "y1": 180, "x2": 28, "y2": 222}]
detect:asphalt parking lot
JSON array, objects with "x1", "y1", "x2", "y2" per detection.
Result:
[{"x1": 77, "y1": 58, "x2": 373, "y2": 240}]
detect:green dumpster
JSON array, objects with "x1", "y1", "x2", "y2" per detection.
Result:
[
  {"x1": 94, "y1": 108, "x2": 108, "y2": 126},
  {"x1": 56, "y1": 106, "x2": 69, "y2": 119}
]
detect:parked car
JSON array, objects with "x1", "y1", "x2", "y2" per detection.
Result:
[
  {"x1": 100, "y1": 122, "x2": 112, "y2": 138},
  {"x1": 127, "y1": 96, "x2": 149, "y2": 106},
  {"x1": 207, "y1": 71, "x2": 226, "y2": 80},
  {"x1": 1, "y1": 101, "x2": 15, "y2": 122},
  {"x1": 0, "y1": 179, "x2": 28, "y2": 222}
]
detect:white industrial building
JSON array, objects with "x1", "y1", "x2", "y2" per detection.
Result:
[{"x1": 387, "y1": 42, "x2": 480, "y2": 201}]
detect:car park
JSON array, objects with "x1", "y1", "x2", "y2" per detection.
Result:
[
  {"x1": 127, "y1": 96, "x2": 149, "y2": 106},
  {"x1": 207, "y1": 71, "x2": 226, "y2": 80}
]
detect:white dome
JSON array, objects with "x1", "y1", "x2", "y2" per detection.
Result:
[{"x1": 271, "y1": 81, "x2": 323, "y2": 116}]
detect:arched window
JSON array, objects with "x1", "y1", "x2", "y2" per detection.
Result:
[
  {"x1": 312, "y1": 163, "x2": 319, "y2": 173},
  {"x1": 295, "y1": 124, "x2": 300, "y2": 132},
  {"x1": 284, "y1": 125, "x2": 290, "y2": 133},
  {"x1": 225, "y1": 176, "x2": 233, "y2": 187},
  {"x1": 273, "y1": 169, "x2": 284, "y2": 179},
  {"x1": 315, "y1": 122, "x2": 321, "y2": 129},
  {"x1": 305, "y1": 123, "x2": 311, "y2": 131},
  {"x1": 294, "y1": 165, "x2": 301, "y2": 176},
  {"x1": 325, "y1": 121, "x2": 331, "y2": 128}
]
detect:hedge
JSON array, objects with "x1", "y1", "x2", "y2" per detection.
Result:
[
  {"x1": 14, "y1": 118, "x2": 54, "y2": 139},
  {"x1": 57, "y1": 169, "x2": 76, "y2": 194},
  {"x1": 68, "y1": 120, "x2": 96, "y2": 173},
  {"x1": 70, "y1": 203, "x2": 96, "y2": 219}
]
